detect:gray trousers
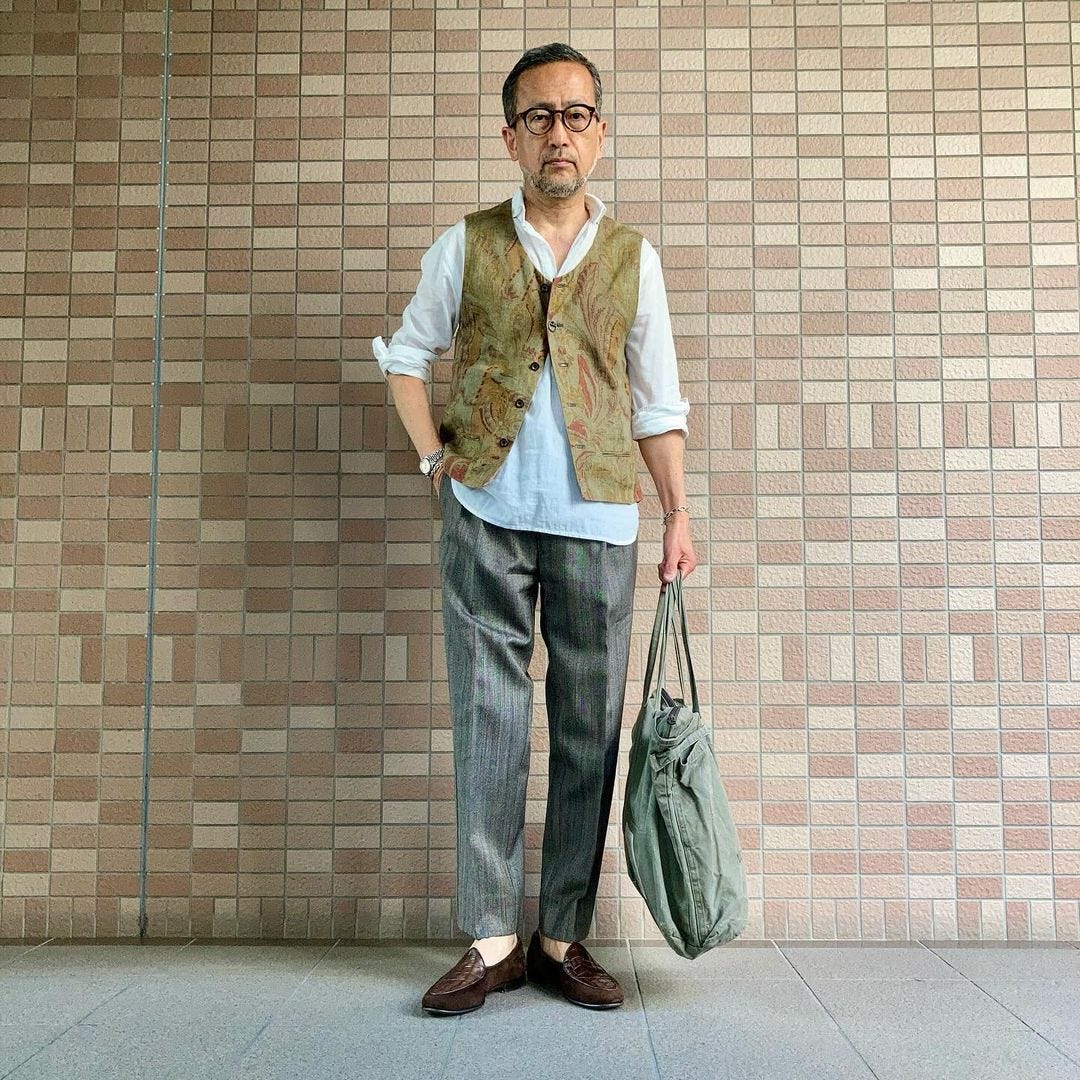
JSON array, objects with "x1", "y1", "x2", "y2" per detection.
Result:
[{"x1": 438, "y1": 474, "x2": 638, "y2": 942}]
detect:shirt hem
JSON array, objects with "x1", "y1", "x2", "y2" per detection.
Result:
[{"x1": 450, "y1": 481, "x2": 638, "y2": 545}]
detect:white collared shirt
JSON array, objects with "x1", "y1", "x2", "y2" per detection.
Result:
[{"x1": 372, "y1": 186, "x2": 689, "y2": 544}]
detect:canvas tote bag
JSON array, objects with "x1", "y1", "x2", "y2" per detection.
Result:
[{"x1": 622, "y1": 571, "x2": 748, "y2": 959}]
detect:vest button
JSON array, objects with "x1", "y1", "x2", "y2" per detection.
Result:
[
  {"x1": 498, "y1": 437, "x2": 510, "y2": 447},
  {"x1": 514, "y1": 398, "x2": 525, "y2": 408},
  {"x1": 548, "y1": 320, "x2": 558, "y2": 332},
  {"x1": 529, "y1": 361, "x2": 540, "y2": 370}
]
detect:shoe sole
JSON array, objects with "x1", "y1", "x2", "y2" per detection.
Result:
[
  {"x1": 422, "y1": 972, "x2": 528, "y2": 1015},
  {"x1": 528, "y1": 966, "x2": 624, "y2": 1009}
]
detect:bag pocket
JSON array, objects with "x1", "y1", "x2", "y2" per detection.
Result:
[{"x1": 651, "y1": 721, "x2": 713, "y2": 947}]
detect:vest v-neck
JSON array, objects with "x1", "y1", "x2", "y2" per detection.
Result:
[
  {"x1": 510, "y1": 189, "x2": 602, "y2": 282},
  {"x1": 504, "y1": 201, "x2": 597, "y2": 291}
]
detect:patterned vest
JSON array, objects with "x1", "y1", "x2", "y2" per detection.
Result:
[{"x1": 438, "y1": 197, "x2": 644, "y2": 504}]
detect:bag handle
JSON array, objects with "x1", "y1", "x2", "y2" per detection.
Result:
[
  {"x1": 641, "y1": 573, "x2": 674, "y2": 703},
  {"x1": 670, "y1": 572, "x2": 699, "y2": 713},
  {"x1": 668, "y1": 583, "x2": 688, "y2": 703},
  {"x1": 641, "y1": 571, "x2": 699, "y2": 715}
]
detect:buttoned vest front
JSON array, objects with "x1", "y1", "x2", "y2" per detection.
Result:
[{"x1": 438, "y1": 197, "x2": 644, "y2": 504}]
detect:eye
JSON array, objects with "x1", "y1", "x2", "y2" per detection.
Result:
[
  {"x1": 565, "y1": 107, "x2": 589, "y2": 124},
  {"x1": 527, "y1": 108, "x2": 552, "y2": 124}
]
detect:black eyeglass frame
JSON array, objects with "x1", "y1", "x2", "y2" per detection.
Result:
[{"x1": 510, "y1": 104, "x2": 600, "y2": 136}]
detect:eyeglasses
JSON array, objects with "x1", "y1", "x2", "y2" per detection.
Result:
[{"x1": 511, "y1": 104, "x2": 599, "y2": 136}]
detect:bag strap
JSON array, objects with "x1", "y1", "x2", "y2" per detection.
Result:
[
  {"x1": 641, "y1": 571, "x2": 700, "y2": 715},
  {"x1": 670, "y1": 572, "x2": 699, "y2": 713},
  {"x1": 670, "y1": 627, "x2": 685, "y2": 699},
  {"x1": 668, "y1": 584, "x2": 688, "y2": 703},
  {"x1": 641, "y1": 574, "x2": 674, "y2": 703}
]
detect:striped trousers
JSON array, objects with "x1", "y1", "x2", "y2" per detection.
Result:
[{"x1": 437, "y1": 474, "x2": 638, "y2": 943}]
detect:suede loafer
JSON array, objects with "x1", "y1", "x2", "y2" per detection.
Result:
[
  {"x1": 421, "y1": 938, "x2": 527, "y2": 1015},
  {"x1": 525, "y1": 929, "x2": 624, "y2": 1009}
]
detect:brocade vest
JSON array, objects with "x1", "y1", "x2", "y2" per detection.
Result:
[{"x1": 438, "y1": 197, "x2": 644, "y2": 503}]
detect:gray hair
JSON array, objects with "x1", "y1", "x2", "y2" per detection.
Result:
[{"x1": 502, "y1": 42, "x2": 603, "y2": 127}]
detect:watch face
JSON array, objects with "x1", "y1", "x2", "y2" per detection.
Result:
[{"x1": 420, "y1": 459, "x2": 431, "y2": 475}]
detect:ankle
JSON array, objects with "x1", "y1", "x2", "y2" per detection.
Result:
[
  {"x1": 471, "y1": 932, "x2": 518, "y2": 966},
  {"x1": 539, "y1": 932, "x2": 571, "y2": 963}
]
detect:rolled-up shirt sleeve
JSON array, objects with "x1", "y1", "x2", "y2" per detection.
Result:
[
  {"x1": 371, "y1": 220, "x2": 465, "y2": 384},
  {"x1": 626, "y1": 237, "x2": 690, "y2": 440}
]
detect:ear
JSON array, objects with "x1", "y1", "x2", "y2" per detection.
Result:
[
  {"x1": 596, "y1": 116, "x2": 606, "y2": 158},
  {"x1": 502, "y1": 124, "x2": 518, "y2": 162}
]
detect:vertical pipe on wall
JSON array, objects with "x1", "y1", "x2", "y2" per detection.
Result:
[{"x1": 137, "y1": 0, "x2": 172, "y2": 940}]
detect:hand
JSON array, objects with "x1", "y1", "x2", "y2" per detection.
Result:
[
  {"x1": 430, "y1": 463, "x2": 445, "y2": 499},
  {"x1": 659, "y1": 513, "x2": 696, "y2": 588}
]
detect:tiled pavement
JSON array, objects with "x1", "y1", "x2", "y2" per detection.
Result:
[{"x1": 1, "y1": 938, "x2": 1078, "y2": 1080}]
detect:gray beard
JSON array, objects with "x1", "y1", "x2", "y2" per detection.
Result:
[{"x1": 522, "y1": 159, "x2": 594, "y2": 199}]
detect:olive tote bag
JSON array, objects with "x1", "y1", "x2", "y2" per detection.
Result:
[{"x1": 622, "y1": 571, "x2": 748, "y2": 959}]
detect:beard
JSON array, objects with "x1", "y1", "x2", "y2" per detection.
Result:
[{"x1": 522, "y1": 157, "x2": 595, "y2": 199}]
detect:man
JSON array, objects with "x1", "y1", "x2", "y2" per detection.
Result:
[{"x1": 373, "y1": 42, "x2": 696, "y2": 1015}]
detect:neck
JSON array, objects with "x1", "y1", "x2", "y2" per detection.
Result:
[{"x1": 521, "y1": 185, "x2": 589, "y2": 236}]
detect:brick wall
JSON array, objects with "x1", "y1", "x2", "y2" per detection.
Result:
[{"x1": 1, "y1": 0, "x2": 1078, "y2": 941}]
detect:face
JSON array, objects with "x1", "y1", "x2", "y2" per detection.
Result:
[{"x1": 502, "y1": 60, "x2": 606, "y2": 201}]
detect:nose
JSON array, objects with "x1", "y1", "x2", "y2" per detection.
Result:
[{"x1": 546, "y1": 112, "x2": 573, "y2": 141}]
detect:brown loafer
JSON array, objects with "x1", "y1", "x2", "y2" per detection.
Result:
[
  {"x1": 421, "y1": 938, "x2": 527, "y2": 1015},
  {"x1": 525, "y1": 929, "x2": 624, "y2": 1009}
]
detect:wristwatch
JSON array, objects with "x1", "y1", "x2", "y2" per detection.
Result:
[{"x1": 419, "y1": 446, "x2": 445, "y2": 476}]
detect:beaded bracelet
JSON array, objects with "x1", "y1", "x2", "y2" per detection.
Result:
[{"x1": 663, "y1": 504, "x2": 690, "y2": 525}]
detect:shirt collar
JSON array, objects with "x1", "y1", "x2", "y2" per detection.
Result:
[{"x1": 511, "y1": 185, "x2": 605, "y2": 226}]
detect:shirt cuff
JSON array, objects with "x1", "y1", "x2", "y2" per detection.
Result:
[
  {"x1": 632, "y1": 400, "x2": 690, "y2": 440},
  {"x1": 372, "y1": 337, "x2": 431, "y2": 383}
]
